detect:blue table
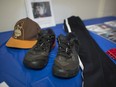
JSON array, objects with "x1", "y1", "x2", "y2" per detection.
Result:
[{"x1": 0, "y1": 16, "x2": 116, "y2": 87}]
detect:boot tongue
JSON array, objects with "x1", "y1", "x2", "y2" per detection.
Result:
[
  {"x1": 57, "y1": 34, "x2": 67, "y2": 44},
  {"x1": 67, "y1": 33, "x2": 76, "y2": 40},
  {"x1": 67, "y1": 33, "x2": 79, "y2": 44},
  {"x1": 67, "y1": 32, "x2": 79, "y2": 52},
  {"x1": 57, "y1": 34, "x2": 70, "y2": 57}
]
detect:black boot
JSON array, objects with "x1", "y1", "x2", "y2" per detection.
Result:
[
  {"x1": 53, "y1": 33, "x2": 80, "y2": 78},
  {"x1": 23, "y1": 29, "x2": 55, "y2": 70}
]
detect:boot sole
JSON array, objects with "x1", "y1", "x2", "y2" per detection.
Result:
[{"x1": 53, "y1": 65, "x2": 80, "y2": 78}]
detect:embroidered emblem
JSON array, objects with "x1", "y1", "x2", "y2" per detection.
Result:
[{"x1": 14, "y1": 22, "x2": 24, "y2": 38}]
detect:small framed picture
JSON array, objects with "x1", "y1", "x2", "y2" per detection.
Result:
[{"x1": 25, "y1": 0, "x2": 56, "y2": 28}]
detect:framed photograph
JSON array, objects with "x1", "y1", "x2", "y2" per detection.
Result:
[{"x1": 25, "y1": 0, "x2": 56, "y2": 28}]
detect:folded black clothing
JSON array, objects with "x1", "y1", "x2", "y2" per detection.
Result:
[{"x1": 64, "y1": 16, "x2": 116, "y2": 87}]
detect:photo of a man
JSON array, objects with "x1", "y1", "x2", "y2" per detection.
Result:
[{"x1": 31, "y1": 2, "x2": 52, "y2": 18}]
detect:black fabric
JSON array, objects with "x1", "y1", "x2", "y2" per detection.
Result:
[{"x1": 64, "y1": 16, "x2": 116, "y2": 87}]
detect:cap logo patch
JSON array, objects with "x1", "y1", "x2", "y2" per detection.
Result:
[{"x1": 14, "y1": 22, "x2": 24, "y2": 38}]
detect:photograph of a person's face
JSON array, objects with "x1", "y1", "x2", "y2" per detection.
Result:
[{"x1": 31, "y1": 2, "x2": 52, "y2": 18}]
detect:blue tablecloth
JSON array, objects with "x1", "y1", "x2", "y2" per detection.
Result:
[{"x1": 0, "y1": 16, "x2": 116, "y2": 87}]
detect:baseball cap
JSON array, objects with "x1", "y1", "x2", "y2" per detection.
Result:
[{"x1": 6, "y1": 17, "x2": 41, "y2": 49}]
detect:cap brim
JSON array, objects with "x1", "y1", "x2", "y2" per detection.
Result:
[{"x1": 6, "y1": 37, "x2": 37, "y2": 49}]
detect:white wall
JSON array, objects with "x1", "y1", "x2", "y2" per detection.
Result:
[
  {"x1": 103, "y1": 0, "x2": 116, "y2": 16},
  {"x1": 0, "y1": 0, "x2": 116, "y2": 32},
  {"x1": 0, "y1": 0, "x2": 27, "y2": 32},
  {"x1": 52, "y1": 0, "x2": 100, "y2": 23}
]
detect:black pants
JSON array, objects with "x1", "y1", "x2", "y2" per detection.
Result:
[{"x1": 64, "y1": 16, "x2": 116, "y2": 87}]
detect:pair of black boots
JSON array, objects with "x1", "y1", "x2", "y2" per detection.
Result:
[{"x1": 23, "y1": 29, "x2": 80, "y2": 78}]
